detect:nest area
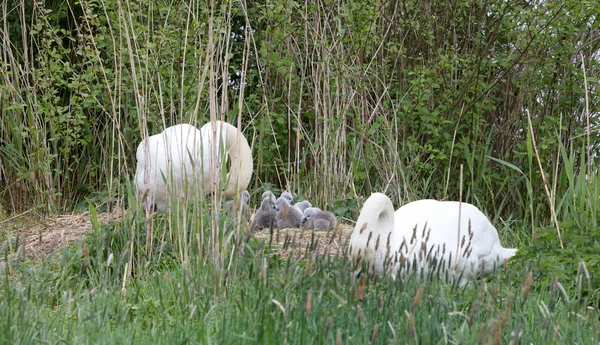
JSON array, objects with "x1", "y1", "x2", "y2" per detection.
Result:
[
  {"x1": 2, "y1": 208, "x2": 124, "y2": 260},
  {"x1": 253, "y1": 223, "x2": 354, "y2": 260},
  {"x1": 1, "y1": 208, "x2": 354, "y2": 261}
]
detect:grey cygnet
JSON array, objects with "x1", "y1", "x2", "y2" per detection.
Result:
[
  {"x1": 275, "y1": 197, "x2": 303, "y2": 229},
  {"x1": 293, "y1": 200, "x2": 312, "y2": 213},
  {"x1": 302, "y1": 207, "x2": 337, "y2": 231},
  {"x1": 225, "y1": 190, "x2": 251, "y2": 220},
  {"x1": 251, "y1": 197, "x2": 277, "y2": 231},
  {"x1": 280, "y1": 192, "x2": 295, "y2": 205}
]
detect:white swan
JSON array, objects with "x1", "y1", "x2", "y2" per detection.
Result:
[
  {"x1": 349, "y1": 193, "x2": 517, "y2": 284},
  {"x1": 134, "y1": 121, "x2": 253, "y2": 211}
]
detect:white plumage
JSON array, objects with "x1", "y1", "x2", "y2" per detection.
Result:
[
  {"x1": 349, "y1": 193, "x2": 517, "y2": 284},
  {"x1": 134, "y1": 121, "x2": 253, "y2": 211}
]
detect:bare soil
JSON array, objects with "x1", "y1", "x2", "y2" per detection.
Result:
[
  {"x1": 2, "y1": 209, "x2": 354, "y2": 261},
  {"x1": 2, "y1": 208, "x2": 123, "y2": 260}
]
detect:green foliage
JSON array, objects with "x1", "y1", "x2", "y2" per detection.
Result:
[
  {"x1": 1, "y1": 0, "x2": 599, "y2": 219},
  {"x1": 326, "y1": 193, "x2": 361, "y2": 220},
  {"x1": 515, "y1": 145, "x2": 599, "y2": 302}
]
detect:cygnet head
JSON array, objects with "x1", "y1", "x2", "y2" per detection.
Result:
[
  {"x1": 294, "y1": 200, "x2": 312, "y2": 213},
  {"x1": 240, "y1": 190, "x2": 250, "y2": 204},
  {"x1": 280, "y1": 192, "x2": 294, "y2": 205},
  {"x1": 275, "y1": 196, "x2": 291, "y2": 210},
  {"x1": 261, "y1": 191, "x2": 276, "y2": 206},
  {"x1": 260, "y1": 196, "x2": 276, "y2": 211},
  {"x1": 225, "y1": 190, "x2": 250, "y2": 213},
  {"x1": 275, "y1": 196, "x2": 303, "y2": 228},
  {"x1": 301, "y1": 207, "x2": 321, "y2": 224},
  {"x1": 262, "y1": 191, "x2": 275, "y2": 200}
]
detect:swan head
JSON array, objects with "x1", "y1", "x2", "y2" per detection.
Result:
[
  {"x1": 240, "y1": 190, "x2": 250, "y2": 204},
  {"x1": 262, "y1": 191, "x2": 275, "y2": 200},
  {"x1": 349, "y1": 193, "x2": 396, "y2": 280},
  {"x1": 261, "y1": 191, "x2": 277, "y2": 206}
]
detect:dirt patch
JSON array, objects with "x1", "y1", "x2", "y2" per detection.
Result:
[
  {"x1": 2, "y1": 208, "x2": 124, "y2": 260},
  {"x1": 2, "y1": 209, "x2": 355, "y2": 261}
]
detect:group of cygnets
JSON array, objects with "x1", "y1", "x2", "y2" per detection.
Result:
[{"x1": 243, "y1": 190, "x2": 337, "y2": 232}]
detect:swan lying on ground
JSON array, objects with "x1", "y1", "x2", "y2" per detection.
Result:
[
  {"x1": 134, "y1": 121, "x2": 253, "y2": 211},
  {"x1": 275, "y1": 197, "x2": 303, "y2": 228},
  {"x1": 302, "y1": 207, "x2": 337, "y2": 231},
  {"x1": 348, "y1": 193, "x2": 517, "y2": 284}
]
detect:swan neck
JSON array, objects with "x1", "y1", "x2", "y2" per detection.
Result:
[{"x1": 222, "y1": 122, "x2": 253, "y2": 198}]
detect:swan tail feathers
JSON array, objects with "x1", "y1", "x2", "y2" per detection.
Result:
[{"x1": 501, "y1": 247, "x2": 518, "y2": 261}]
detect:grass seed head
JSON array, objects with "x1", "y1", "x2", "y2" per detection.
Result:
[
  {"x1": 371, "y1": 324, "x2": 379, "y2": 343},
  {"x1": 357, "y1": 305, "x2": 366, "y2": 325},
  {"x1": 522, "y1": 272, "x2": 533, "y2": 301},
  {"x1": 408, "y1": 311, "x2": 416, "y2": 338},
  {"x1": 412, "y1": 285, "x2": 424, "y2": 307},
  {"x1": 325, "y1": 316, "x2": 333, "y2": 337},
  {"x1": 304, "y1": 259, "x2": 312, "y2": 277},
  {"x1": 306, "y1": 289, "x2": 313, "y2": 316}
]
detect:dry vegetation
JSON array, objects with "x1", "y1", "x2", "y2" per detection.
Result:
[
  {"x1": 3, "y1": 208, "x2": 353, "y2": 262},
  {"x1": 3, "y1": 208, "x2": 123, "y2": 260}
]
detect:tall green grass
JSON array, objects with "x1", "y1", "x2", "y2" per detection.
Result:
[{"x1": 1, "y1": 192, "x2": 599, "y2": 344}]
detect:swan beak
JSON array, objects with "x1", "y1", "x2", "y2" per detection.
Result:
[{"x1": 301, "y1": 217, "x2": 307, "y2": 224}]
